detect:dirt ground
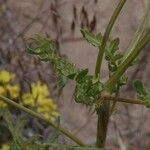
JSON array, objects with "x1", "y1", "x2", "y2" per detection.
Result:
[{"x1": 1, "y1": 0, "x2": 150, "y2": 149}]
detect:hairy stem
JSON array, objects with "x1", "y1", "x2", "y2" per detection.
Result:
[
  {"x1": 95, "y1": 0, "x2": 126, "y2": 148},
  {"x1": 0, "y1": 95, "x2": 86, "y2": 147},
  {"x1": 96, "y1": 102, "x2": 110, "y2": 148}
]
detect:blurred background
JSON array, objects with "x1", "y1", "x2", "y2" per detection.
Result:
[{"x1": 0, "y1": 0, "x2": 150, "y2": 149}]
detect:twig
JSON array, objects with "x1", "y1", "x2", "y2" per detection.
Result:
[
  {"x1": 0, "y1": 95, "x2": 86, "y2": 147},
  {"x1": 101, "y1": 95, "x2": 144, "y2": 105}
]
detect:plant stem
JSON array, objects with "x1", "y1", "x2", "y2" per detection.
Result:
[
  {"x1": 0, "y1": 95, "x2": 86, "y2": 147},
  {"x1": 95, "y1": 0, "x2": 126, "y2": 148},
  {"x1": 95, "y1": 0, "x2": 126, "y2": 77},
  {"x1": 121, "y1": 0, "x2": 150, "y2": 62},
  {"x1": 106, "y1": 32, "x2": 150, "y2": 92},
  {"x1": 109, "y1": 85, "x2": 120, "y2": 115},
  {"x1": 96, "y1": 102, "x2": 110, "y2": 148},
  {"x1": 101, "y1": 95, "x2": 144, "y2": 105}
]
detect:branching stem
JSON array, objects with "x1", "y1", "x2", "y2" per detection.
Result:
[
  {"x1": 95, "y1": 0, "x2": 126, "y2": 148},
  {"x1": 106, "y1": 32, "x2": 150, "y2": 92}
]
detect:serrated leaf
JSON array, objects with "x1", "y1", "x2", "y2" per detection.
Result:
[
  {"x1": 133, "y1": 80, "x2": 148, "y2": 96},
  {"x1": 81, "y1": 29, "x2": 102, "y2": 47},
  {"x1": 26, "y1": 36, "x2": 79, "y2": 88},
  {"x1": 74, "y1": 76, "x2": 103, "y2": 105},
  {"x1": 75, "y1": 69, "x2": 88, "y2": 83},
  {"x1": 27, "y1": 36, "x2": 55, "y2": 57},
  {"x1": 109, "y1": 38, "x2": 120, "y2": 53}
]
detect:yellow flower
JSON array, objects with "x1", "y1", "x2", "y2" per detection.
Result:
[
  {"x1": 0, "y1": 70, "x2": 15, "y2": 84},
  {"x1": 22, "y1": 82, "x2": 59, "y2": 122},
  {"x1": 1, "y1": 144, "x2": 9, "y2": 150},
  {"x1": 31, "y1": 82, "x2": 49, "y2": 99},
  {"x1": 0, "y1": 86, "x2": 5, "y2": 95},
  {"x1": 6, "y1": 84, "x2": 20, "y2": 99},
  {"x1": 22, "y1": 93, "x2": 35, "y2": 107},
  {"x1": 43, "y1": 113, "x2": 56, "y2": 122},
  {"x1": 37, "y1": 98, "x2": 59, "y2": 121}
]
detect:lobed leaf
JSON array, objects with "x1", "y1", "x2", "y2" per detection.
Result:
[
  {"x1": 81, "y1": 29, "x2": 102, "y2": 47},
  {"x1": 133, "y1": 80, "x2": 148, "y2": 96},
  {"x1": 26, "y1": 35, "x2": 104, "y2": 105},
  {"x1": 133, "y1": 80, "x2": 150, "y2": 108}
]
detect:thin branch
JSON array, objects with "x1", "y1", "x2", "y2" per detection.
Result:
[
  {"x1": 0, "y1": 95, "x2": 86, "y2": 147},
  {"x1": 101, "y1": 95, "x2": 144, "y2": 105}
]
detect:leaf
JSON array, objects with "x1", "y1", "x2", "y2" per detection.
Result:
[
  {"x1": 105, "y1": 38, "x2": 122, "y2": 70},
  {"x1": 130, "y1": 58, "x2": 140, "y2": 66},
  {"x1": 74, "y1": 76, "x2": 103, "y2": 105},
  {"x1": 133, "y1": 80, "x2": 148, "y2": 96},
  {"x1": 75, "y1": 69, "x2": 88, "y2": 83},
  {"x1": 109, "y1": 38, "x2": 120, "y2": 53},
  {"x1": 26, "y1": 35, "x2": 79, "y2": 84},
  {"x1": 133, "y1": 80, "x2": 150, "y2": 108},
  {"x1": 27, "y1": 36, "x2": 55, "y2": 61},
  {"x1": 26, "y1": 35, "x2": 104, "y2": 105},
  {"x1": 57, "y1": 76, "x2": 68, "y2": 89},
  {"x1": 81, "y1": 29, "x2": 102, "y2": 47}
]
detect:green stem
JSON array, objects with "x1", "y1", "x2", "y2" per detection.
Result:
[
  {"x1": 122, "y1": 0, "x2": 150, "y2": 62},
  {"x1": 95, "y1": 0, "x2": 126, "y2": 148},
  {"x1": 0, "y1": 95, "x2": 86, "y2": 147},
  {"x1": 95, "y1": 0, "x2": 126, "y2": 77},
  {"x1": 106, "y1": 32, "x2": 150, "y2": 92}
]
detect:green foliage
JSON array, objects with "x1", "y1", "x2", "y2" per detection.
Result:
[
  {"x1": 27, "y1": 36, "x2": 103, "y2": 106},
  {"x1": 105, "y1": 38, "x2": 121, "y2": 72},
  {"x1": 80, "y1": 29, "x2": 102, "y2": 48},
  {"x1": 81, "y1": 29, "x2": 129, "y2": 92},
  {"x1": 133, "y1": 80, "x2": 150, "y2": 108},
  {"x1": 2, "y1": 110, "x2": 104, "y2": 150},
  {"x1": 27, "y1": 36, "x2": 78, "y2": 78},
  {"x1": 24, "y1": 1, "x2": 150, "y2": 147},
  {"x1": 1, "y1": 0, "x2": 150, "y2": 149},
  {"x1": 2, "y1": 110, "x2": 43, "y2": 150},
  {"x1": 74, "y1": 75, "x2": 103, "y2": 105}
]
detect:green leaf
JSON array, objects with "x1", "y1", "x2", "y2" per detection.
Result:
[
  {"x1": 81, "y1": 29, "x2": 102, "y2": 47},
  {"x1": 27, "y1": 36, "x2": 55, "y2": 61},
  {"x1": 130, "y1": 58, "x2": 140, "y2": 66},
  {"x1": 75, "y1": 69, "x2": 88, "y2": 83},
  {"x1": 133, "y1": 80, "x2": 148, "y2": 96},
  {"x1": 26, "y1": 35, "x2": 79, "y2": 85},
  {"x1": 109, "y1": 38, "x2": 120, "y2": 53},
  {"x1": 133, "y1": 80, "x2": 150, "y2": 108},
  {"x1": 74, "y1": 76, "x2": 103, "y2": 105},
  {"x1": 57, "y1": 76, "x2": 68, "y2": 89}
]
